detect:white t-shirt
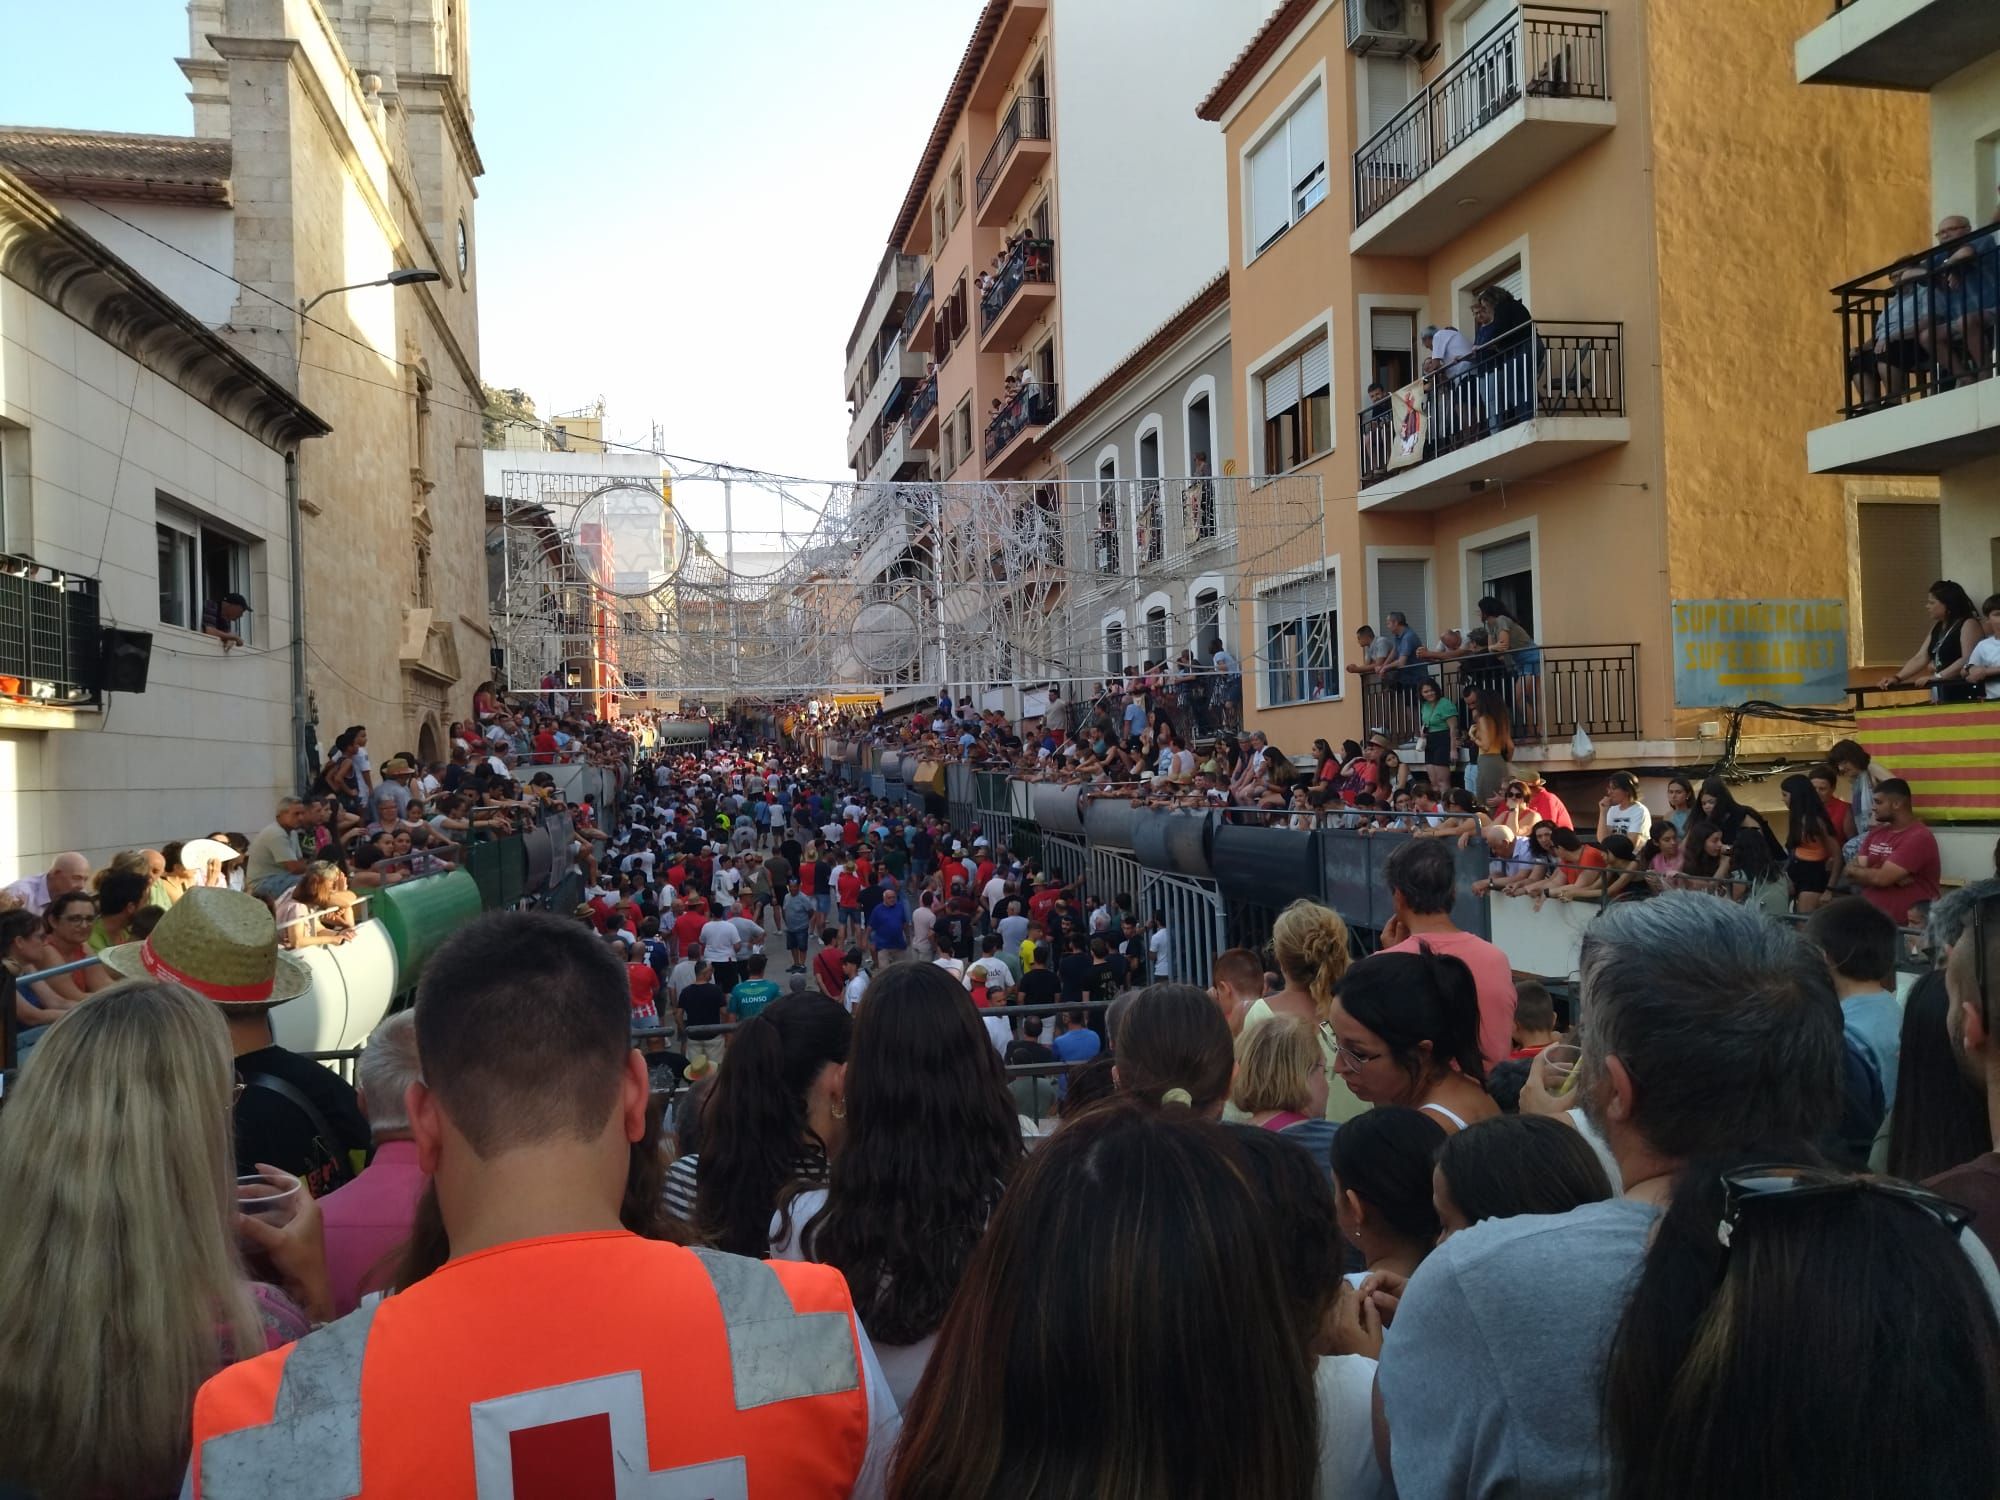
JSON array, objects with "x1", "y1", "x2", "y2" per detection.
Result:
[
  {"x1": 983, "y1": 1013, "x2": 1011, "y2": 1055},
  {"x1": 843, "y1": 973, "x2": 869, "y2": 1012},
  {"x1": 700, "y1": 920, "x2": 742, "y2": 963},
  {"x1": 1149, "y1": 927, "x2": 1172, "y2": 978},
  {"x1": 1969, "y1": 636, "x2": 2000, "y2": 699},
  {"x1": 1603, "y1": 800, "x2": 1652, "y2": 844},
  {"x1": 982, "y1": 876, "x2": 1009, "y2": 913}
]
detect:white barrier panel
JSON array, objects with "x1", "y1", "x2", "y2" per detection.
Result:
[
  {"x1": 1485, "y1": 893, "x2": 1597, "y2": 983},
  {"x1": 326, "y1": 922, "x2": 401, "y2": 1050},
  {"x1": 274, "y1": 946, "x2": 352, "y2": 1055}
]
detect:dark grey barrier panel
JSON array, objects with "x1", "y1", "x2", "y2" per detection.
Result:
[
  {"x1": 1211, "y1": 822, "x2": 1321, "y2": 911},
  {"x1": 523, "y1": 826, "x2": 553, "y2": 891},
  {"x1": 1083, "y1": 795, "x2": 1138, "y2": 850},
  {"x1": 881, "y1": 751, "x2": 905, "y2": 784},
  {"x1": 1451, "y1": 839, "x2": 1493, "y2": 937},
  {"x1": 1320, "y1": 828, "x2": 1378, "y2": 928},
  {"x1": 1031, "y1": 782, "x2": 1086, "y2": 837},
  {"x1": 1133, "y1": 808, "x2": 1216, "y2": 880},
  {"x1": 947, "y1": 763, "x2": 975, "y2": 804}
]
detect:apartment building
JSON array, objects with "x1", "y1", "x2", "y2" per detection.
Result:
[
  {"x1": 1799, "y1": 1, "x2": 2000, "y2": 657},
  {"x1": 1203, "y1": 0, "x2": 1927, "y2": 770}
]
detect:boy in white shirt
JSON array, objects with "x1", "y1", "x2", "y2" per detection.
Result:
[{"x1": 1966, "y1": 593, "x2": 2000, "y2": 701}]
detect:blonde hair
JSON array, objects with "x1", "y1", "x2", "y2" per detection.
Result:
[
  {"x1": 1232, "y1": 1014, "x2": 1317, "y2": 1115},
  {"x1": 1271, "y1": 899, "x2": 1351, "y2": 1023},
  {"x1": 91, "y1": 848, "x2": 150, "y2": 893},
  {"x1": 0, "y1": 981, "x2": 261, "y2": 1497}
]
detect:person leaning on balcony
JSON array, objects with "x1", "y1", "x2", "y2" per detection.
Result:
[
  {"x1": 201, "y1": 590, "x2": 251, "y2": 651},
  {"x1": 1963, "y1": 593, "x2": 2000, "y2": 701},
  {"x1": 1877, "y1": 579, "x2": 1984, "y2": 703},
  {"x1": 1917, "y1": 213, "x2": 1997, "y2": 384},
  {"x1": 1345, "y1": 622, "x2": 1393, "y2": 679}
]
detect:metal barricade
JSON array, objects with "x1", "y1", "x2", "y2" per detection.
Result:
[
  {"x1": 1141, "y1": 870, "x2": 1227, "y2": 985},
  {"x1": 1088, "y1": 845, "x2": 1144, "y2": 916},
  {"x1": 1040, "y1": 830, "x2": 1087, "y2": 891}
]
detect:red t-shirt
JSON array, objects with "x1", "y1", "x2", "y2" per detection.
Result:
[
  {"x1": 836, "y1": 871, "x2": 863, "y2": 908},
  {"x1": 813, "y1": 946, "x2": 846, "y2": 999},
  {"x1": 532, "y1": 730, "x2": 558, "y2": 765},
  {"x1": 939, "y1": 859, "x2": 968, "y2": 894},
  {"x1": 855, "y1": 856, "x2": 873, "y2": 884},
  {"x1": 841, "y1": 820, "x2": 861, "y2": 848},
  {"x1": 1527, "y1": 789, "x2": 1573, "y2": 830},
  {"x1": 975, "y1": 859, "x2": 996, "y2": 891},
  {"x1": 672, "y1": 910, "x2": 708, "y2": 954},
  {"x1": 627, "y1": 964, "x2": 659, "y2": 1022},
  {"x1": 1028, "y1": 886, "x2": 1063, "y2": 920},
  {"x1": 587, "y1": 895, "x2": 616, "y2": 932},
  {"x1": 1858, "y1": 820, "x2": 1942, "y2": 927}
]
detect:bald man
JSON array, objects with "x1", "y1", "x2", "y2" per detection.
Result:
[{"x1": 2, "y1": 852, "x2": 92, "y2": 917}]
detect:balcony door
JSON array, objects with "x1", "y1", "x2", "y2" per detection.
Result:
[
  {"x1": 1371, "y1": 309, "x2": 1418, "y2": 392},
  {"x1": 1455, "y1": 0, "x2": 1520, "y2": 141},
  {"x1": 1474, "y1": 533, "x2": 1535, "y2": 641},
  {"x1": 1137, "y1": 427, "x2": 1163, "y2": 565}
]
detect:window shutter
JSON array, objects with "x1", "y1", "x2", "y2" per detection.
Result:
[
  {"x1": 1365, "y1": 58, "x2": 1412, "y2": 139},
  {"x1": 1491, "y1": 261, "x2": 1525, "y2": 301},
  {"x1": 1290, "y1": 85, "x2": 1328, "y2": 190},
  {"x1": 1247, "y1": 135, "x2": 1290, "y2": 251},
  {"x1": 1262, "y1": 356, "x2": 1301, "y2": 420},
  {"x1": 1372, "y1": 311, "x2": 1416, "y2": 355},
  {"x1": 1300, "y1": 336, "x2": 1332, "y2": 399},
  {"x1": 1858, "y1": 502, "x2": 1940, "y2": 666},
  {"x1": 1377, "y1": 558, "x2": 1429, "y2": 641},
  {"x1": 1479, "y1": 535, "x2": 1533, "y2": 583},
  {"x1": 1460, "y1": 0, "x2": 1516, "y2": 49}
]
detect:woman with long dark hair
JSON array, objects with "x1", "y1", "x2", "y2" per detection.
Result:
[
  {"x1": 1330, "y1": 948, "x2": 1495, "y2": 1133},
  {"x1": 888, "y1": 1102, "x2": 1321, "y2": 1500},
  {"x1": 1886, "y1": 969, "x2": 1990, "y2": 1180},
  {"x1": 1698, "y1": 777, "x2": 1781, "y2": 861},
  {"x1": 1464, "y1": 686, "x2": 1513, "y2": 804},
  {"x1": 668, "y1": 992, "x2": 851, "y2": 1257},
  {"x1": 775, "y1": 963, "x2": 1021, "y2": 1405},
  {"x1": 1417, "y1": 676, "x2": 1458, "y2": 792},
  {"x1": 1877, "y1": 580, "x2": 1983, "y2": 702},
  {"x1": 1780, "y1": 773, "x2": 1844, "y2": 913},
  {"x1": 1605, "y1": 1158, "x2": 2000, "y2": 1500}
]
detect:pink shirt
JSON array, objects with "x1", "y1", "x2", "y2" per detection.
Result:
[
  {"x1": 1385, "y1": 929, "x2": 1519, "y2": 1073},
  {"x1": 316, "y1": 1138, "x2": 427, "y2": 1316}
]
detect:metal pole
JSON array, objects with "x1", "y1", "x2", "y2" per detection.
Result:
[
  {"x1": 932, "y1": 484, "x2": 950, "y2": 695},
  {"x1": 285, "y1": 450, "x2": 312, "y2": 794},
  {"x1": 723, "y1": 477, "x2": 737, "y2": 707}
]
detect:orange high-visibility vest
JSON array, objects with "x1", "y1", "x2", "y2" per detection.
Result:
[{"x1": 189, "y1": 1231, "x2": 872, "y2": 1499}]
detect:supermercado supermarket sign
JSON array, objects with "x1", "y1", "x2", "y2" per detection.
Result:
[{"x1": 1671, "y1": 599, "x2": 1847, "y2": 707}]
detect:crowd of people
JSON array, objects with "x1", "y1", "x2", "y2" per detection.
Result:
[{"x1": 5, "y1": 706, "x2": 2000, "y2": 1500}]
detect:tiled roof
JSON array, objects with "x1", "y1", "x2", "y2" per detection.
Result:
[
  {"x1": 1196, "y1": 0, "x2": 1318, "y2": 121},
  {"x1": 0, "y1": 127, "x2": 232, "y2": 205},
  {"x1": 1042, "y1": 271, "x2": 1230, "y2": 447},
  {"x1": 886, "y1": 2, "x2": 1010, "y2": 249}
]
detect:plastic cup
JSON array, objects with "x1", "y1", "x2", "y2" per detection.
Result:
[
  {"x1": 236, "y1": 1170, "x2": 303, "y2": 1225},
  {"x1": 1540, "y1": 1042, "x2": 1585, "y2": 1096}
]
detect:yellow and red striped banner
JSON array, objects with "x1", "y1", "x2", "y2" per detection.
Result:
[{"x1": 1856, "y1": 703, "x2": 2000, "y2": 822}]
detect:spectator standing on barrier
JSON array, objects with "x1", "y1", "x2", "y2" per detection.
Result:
[
  {"x1": 103, "y1": 889, "x2": 367, "y2": 1197},
  {"x1": 193, "y1": 913, "x2": 897, "y2": 1499},
  {"x1": 316, "y1": 1011, "x2": 426, "y2": 1317},
  {"x1": 1379, "y1": 839, "x2": 1518, "y2": 1071}
]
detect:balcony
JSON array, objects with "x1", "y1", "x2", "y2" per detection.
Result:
[
  {"x1": 849, "y1": 336, "x2": 928, "y2": 461},
  {"x1": 904, "y1": 371, "x2": 940, "y2": 453},
  {"x1": 976, "y1": 96, "x2": 1053, "y2": 227},
  {"x1": 1351, "y1": 6, "x2": 1614, "y2": 258},
  {"x1": 1357, "y1": 320, "x2": 1627, "y2": 509},
  {"x1": 1796, "y1": 0, "x2": 2000, "y2": 91},
  {"x1": 983, "y1": 383, "x2": 1059, "y2": 474},
  {"x1": 969, "y1": 0, "x2": 1048, "y2": 110},
  {"x1": 1806, "y1": 226, "x2": 2000, "y2": 475},
  {"x1": 1362, "y1": 643, "x2": 1638, "y2": 748},
  {"x1": 0, "y1": 558, "x2": 103, "y2": 710},
  {"x1": 979, "y1": 236, "x2": 1056, "y2": 354},
  {"x1": 905, "y1": 266, "x2": 936, "y2": 353}
]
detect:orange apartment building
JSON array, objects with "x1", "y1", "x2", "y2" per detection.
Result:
[{"x1": 1202, "y1": 0, "x2": 1927, "y2": 774}]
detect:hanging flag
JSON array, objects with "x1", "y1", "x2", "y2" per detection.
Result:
[{"x1": 1388, "y1": 380, "x2": 1427, "y2": 469}]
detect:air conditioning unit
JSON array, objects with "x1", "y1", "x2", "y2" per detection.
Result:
[{"x1": 1346, "y1": 0, "x2": 1429, "y2": 56}]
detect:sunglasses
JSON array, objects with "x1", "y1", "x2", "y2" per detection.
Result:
[{"x1": 1716, "y1": 1164, "x2": 1971, "y2": 1252}]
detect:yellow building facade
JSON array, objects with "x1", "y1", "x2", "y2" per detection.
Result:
[{"x1": 1208, "y1": 0, "x2": 1927, "y2": 769}]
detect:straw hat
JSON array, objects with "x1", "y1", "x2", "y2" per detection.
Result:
[{"x1": 99, "y1": 887, "x2": 311, "y2": 1005}]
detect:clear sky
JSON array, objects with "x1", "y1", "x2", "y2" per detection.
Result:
[{"x1": 0, "y1": 0, "x2": 982, "y2": 539}]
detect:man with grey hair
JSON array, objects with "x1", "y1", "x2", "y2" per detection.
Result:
[
  {"x1": 1933, "y1": 879, "x2": 2000, "y2": 1260},
  {"x1": 315, "y1": 1010, "x2": 426, "y2": 1315},
  {"x1": 245, "y1": 798, "x2": 314, "y2": 900},
  {"x1": 0, "y1": 850, "x2": 91, "y2": 917},
  {"x1": 1375, "y1": 894, "x2": 1844, "y2": 1498}
]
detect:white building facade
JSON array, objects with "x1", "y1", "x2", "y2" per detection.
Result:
[{"x1": 0, "y1": 168, "x2": 326, "y2": 877}]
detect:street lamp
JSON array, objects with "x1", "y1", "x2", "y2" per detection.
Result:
[{"x1": 299, "y1": 266, "x2": 443, "y2": 319}]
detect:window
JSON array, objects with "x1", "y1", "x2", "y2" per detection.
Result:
[
  {"x1": 1194, "y1": 588, "x2": 1222, "y2": 654},
  {"x1": 1105, "y1": 620, "x2": 1126, "y2": 676},
  {"x1": 932, "y1": 194, "x2": 947, "y2": 249},
  {"x1": 1247, "y1": 82, "x2": 1328, "y2": 255},
  {"x1": 1094, "y1": 457, "x2": 1121, "y2": 575},
  {"x1": 1474, "y1": 534, "x2": 1535, "y2": 640},
  {"x1": 1262, "y1": 571, "x2": 1338, "y2": 707},
  {"x1": 456, "y1": 217, "x2": 469, "y2": 277},
  {"x1": 1145, "y1": 605, "x2": 1169, "y2": 661},
  {"x1": 1857, "y1": 502, "x2": 1940, "y2": 666},
  {"x1": 944, "y1": 399, "x2": 974, "y2": 476},
  {"x1": 947, "y1": 157, "x2": 966, "y2": 228},
  {"x1": 1260, "y1": 334, "x2": 1333, "y2": 473},
  {"x1": 157, "y1": 501, "x2": 252, "y2": 643},
  {"x1": 1370, "y1": 310, "x2": 1418, "y2": 392},
  {"x1": 1376, "y1": 557, "x2": 1429, "y2": 641},
  {"x1": 1363, "y1": 55, "x2": 1415, "y2": 141},
  {"x1": 0, "y1": 423, "x2": 22, "y2": 555}
]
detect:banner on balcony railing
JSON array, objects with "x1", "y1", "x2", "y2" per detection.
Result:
[
  {"x1": 1671, "y1": 599, "x2": 1847, "y2": 707},
  {"x1": 1387, "y1": 379, "x2": 1427, "y2": 469},
  {"x1": 1854, "y1": 701, "x2": 2000, "y2": 824}
]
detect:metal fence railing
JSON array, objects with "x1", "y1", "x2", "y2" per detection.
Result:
[
  {"x1": 1832, "y1": 221, "x2": 2000, "y2": 418},
  {"x1": 1361, "y1": 643, "x2": 1640, "y2": 744},
  {"x1": 977, "y1": 95, "x2": 1052, "y2": 207},
  {"x1": 978, "y1": 236, "x2": 1056, "y2": 335},
  {"x1": 0, "y1": 559, "x2": 102, "y2": 708}
]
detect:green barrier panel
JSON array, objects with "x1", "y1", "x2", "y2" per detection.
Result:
[
  {"x1": 976, "y1": 772, "x2": 1010, "y2": 813},
  {"x1": 495, "y1": 835, "x2": 527, "y2": 909},
  {"x1": 372, "y1": 870, "x2": 484, "y2": 994},
  {"x1": 464, "y1": 840, "x2": 504, "y2": 910},
  {"x1": 547, "y1": 870, "x2": 585, "y2": 915}
]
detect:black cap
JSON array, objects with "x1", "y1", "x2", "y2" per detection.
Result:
[{"x1": 223, "y1": 592, "x2": 251, "y2": 610}]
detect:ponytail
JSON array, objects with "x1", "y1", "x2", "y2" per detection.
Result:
[
  {"x1": 1114, "y1": 983, "x2": 1234, "y2": 1115},
  {"x1": 694, "y1": 995, "x2": 851, "y2": 1258},
  {"x1": 1329, "y1": 1108, "x2": 1447, "y2": 1244},
  {"x1": 1335, "y1": 946, "x2": 1486, "y2": 1092},
  {"x1": 1271, "y1": 900, "x2": 1352, "y2": 1024}
]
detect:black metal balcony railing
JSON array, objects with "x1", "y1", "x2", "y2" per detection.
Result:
[
  {"x1": 977, "y1": 95, "x2": 1052, "y2": 207},
  {"x1": 984, "y1": 383, "x2": 1059, "y2": 463},
  {"x1": 903, "y1": 371, "x2": 939, "y2": 441},
  {"x1": 1362, "y1": 643, "x2": 1638, "y2": 747},
  {"x1": 1354, "y1": 6, "x2": 1609, "y2": 227},
  {"x1": 0, "y1": 559, "x2": 102, "y2": 708},
  {"x1": 906, "y1": 266, "x2": 934, "y2": 329},
  {"x1": 1358, "y1": 320, "x2": 1623, "y2": 485},
  {"x1": 1832, "y1": 222, "x2": 2000, "y2": 419},
  {"x1": 979, "y1": 236, "x2": 1055, "y2": 334}
]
